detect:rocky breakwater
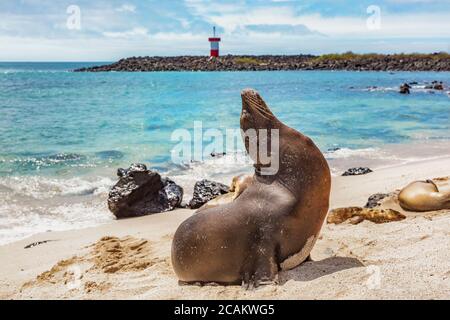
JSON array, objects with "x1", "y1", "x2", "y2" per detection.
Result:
[
  {"x1": 74, "y1": 55, "x2": 314, "y2": 72},
  {"x1": 306, "y1": 52, "x2": 450, "y2": 71},
  {"x1": 74, "y1": 53, "x2": 450, "y2": 72}
]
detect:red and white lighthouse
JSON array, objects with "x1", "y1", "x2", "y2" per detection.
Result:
[{"x1": 208, "y1": 26, "x2": 221, "y2": 58}]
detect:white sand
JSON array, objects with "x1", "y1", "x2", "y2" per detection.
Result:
[{"x1": 1, "y1": 157, "x2": 449, "y2": 300}]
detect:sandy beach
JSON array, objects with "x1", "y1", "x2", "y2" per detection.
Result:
[{"x1": 1, "y1": 156, "x2": 449, "y2": 300}]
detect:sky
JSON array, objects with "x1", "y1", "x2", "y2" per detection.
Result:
[{"x1": 0, "y1": 0, "x2": 449, "y2": 61}]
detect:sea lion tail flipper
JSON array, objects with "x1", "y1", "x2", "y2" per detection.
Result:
[
  {"x1": 425, "y1": 179, "x2": 440, "y2": 191},
  {"x1": 241, "y1": 242, "x2": 279, "y2": 289}
]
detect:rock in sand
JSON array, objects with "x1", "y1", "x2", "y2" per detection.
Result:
[{"x1": 108, "y1": 164, "x2": 183, "y2": 219}]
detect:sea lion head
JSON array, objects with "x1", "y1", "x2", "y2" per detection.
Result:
[
  {"x1": 240, "y1": 89, "x2": 284, "y2": 175},
  {"x1": 239, "y1": 89, "x2": 330, "y2": 197},
  {"x1": 240, "y1": 89, "x2": 279, "y2": 132}
]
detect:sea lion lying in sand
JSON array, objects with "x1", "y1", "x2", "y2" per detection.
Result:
[
  {"x1": 196, "y1": 174, "x2": 253, "y2": 213},
  {"x1": 172, "y1": 89, "x2": 331, "y2": 287},
  {"x1": 398, "y1": 180, "x2": 450, "y2": 212},
  {"x1": 327, "y1": 207, "x2": 406, "y2": 225}
]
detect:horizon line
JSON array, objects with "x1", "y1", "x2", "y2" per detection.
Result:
[{"x1": 1, "y1": 51, "x2": 449, "y2": 63}]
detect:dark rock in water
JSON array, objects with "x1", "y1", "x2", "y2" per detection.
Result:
[
  {"x1": 342, "y1": 167, "x2": 373, "y2": 176},
  {"x1": 399, "y1": 83, "x2": 411, "y2": 94},
  {"x1": 327, "y1": 147, "x2": 341, "y2": 152},
  {"x1": 408, "y1": 81, "x2": 418, "y2": 85},
  {"x1": 365, "y1": 193, "x2": 390, "y2": 209},
  {"x1": 188, "y1": 179, "x2": 230, "y2": 209},
  {"x1": 108, "y1": 163, "x2": 183, "y2": 219}
]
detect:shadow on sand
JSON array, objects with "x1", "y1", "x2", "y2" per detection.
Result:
[{"x1": 279, "y1": 256, "x2": 365, "y2": 283}]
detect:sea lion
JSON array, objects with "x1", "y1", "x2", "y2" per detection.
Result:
[
  {"x1": 229, "y1": 174, "x2": 254, "y2": 197},
  {"x1": 171, "y1": 89, "x2": 331, "y2": 286},
  {"x1": 196, "y1": 174, "x2": 253, "y2": 213},
  {"x1": 398, "y1": 180, "x2": 450, "y2": 212},
  {"x1": 327, "y1": 207, "x2": 406, "y2": 225}
]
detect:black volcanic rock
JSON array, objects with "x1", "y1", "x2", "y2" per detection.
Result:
[
  {"x1": 365, "y1": 193, "x2": 390, "y2": 208},
  {"x1": 342, "y1": 167, "x2": 373, "y2": 176},
  {"x1": 188, "y1": 179, "x2": 230, "y2": 209},
  {"x1": 74, "y1": 53, "x2": 450, "y2": 72},
  {"x1": 108, "y1": 164, "x2": 183, "y2": 219}
]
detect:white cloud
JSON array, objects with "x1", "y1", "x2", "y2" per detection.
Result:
[
  {"x1": 116, "y1": 4, "x2": 136, "y2": 13},
  {"x1": 298, "y1": 12, "x2": 450, "y2": 38},
  {"x1": 103, "y1": 27, "x2": 148, "y2": 38},
  {"x1": 185, "y1": 1, "x2": 450, "y2": 39},
  {"x1": 0, "y1": 0, "x2": 449, "y2": 61}
]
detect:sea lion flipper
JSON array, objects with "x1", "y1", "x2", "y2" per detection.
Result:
[
  {"x1": 241, "y1": 242, "x2": 279, "y2": 289},
  {"x1": 425, "y1": 179, "x2": 439, "y2": 191}
]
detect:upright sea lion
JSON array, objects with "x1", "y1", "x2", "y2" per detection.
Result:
[
  {"x1": 171, "y1": 89, "x2": 331, "y2": 286},
  {"x1": 398, "y1": 180, "x2": 450, "y2": 212},
  {"x1": 196, "y1": 174, "x2": 253, "y2": 213}
]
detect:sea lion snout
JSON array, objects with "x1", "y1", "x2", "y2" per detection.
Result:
[
  {"x1": 241, "y1": 88, "x2": 259, "y2": 101},
  {"x1": 241, "y1": 89, "x2": 263, "y2": 114},
  {"x1": 241, "y1": 89, "x2": 275, "y2": 121}
]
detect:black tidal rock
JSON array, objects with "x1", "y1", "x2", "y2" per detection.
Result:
[
  {"x1": 365, "y1": 193, "x2": 390, "y2": 208},
  {"x1": 188, "y1": 179, "x2": 230, "y2": 209},
  {"x1": 342, "y1": 167, "x2": 373, "y2": 176},
  {"x1": 162, "y1": 177, "x2": 184, "y2": 209},
  {"x1": 117, "y1": 163, "x2": 147, "y2": 178},
  {"x1": 108, "y1": 163, "x2": 183, "y2": 219}
]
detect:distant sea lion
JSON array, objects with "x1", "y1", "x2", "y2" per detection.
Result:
[
  {"x1": 171, "y1": 89, "x2": 331, "y2": 286},
  {"x1": 196, "y1": 174, "x2": 253, "y2": 213},
  {"x1": 398, "y1": 180, "x2": 450, "y2": 212},
  {"x1": 327, "y1": 207, "x2": 406, "y2": 225},
  {"x1": 229, "y1": 174, "x2": 254, "y2": 198}
]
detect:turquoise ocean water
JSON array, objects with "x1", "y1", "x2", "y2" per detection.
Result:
[{"x1": 0, "y1": 62, "x2": 449, "y2": 244}]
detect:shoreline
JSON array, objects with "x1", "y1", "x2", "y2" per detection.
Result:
[
  {"x1": 74, "y1": 53, "x2": 450, "y2": 72},
  {"x1": 1, "y1": 139, "x2": 450, "y2": 247},
  {"x1": 1, "y1": 155, "x2": 449, "y2": 299}
]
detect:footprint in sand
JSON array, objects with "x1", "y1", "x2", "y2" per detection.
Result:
[{"x1": 21, "y1": 236, "x2": 164, "y2": 297}]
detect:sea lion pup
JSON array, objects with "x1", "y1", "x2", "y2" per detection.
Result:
[
  {"x1": 196, "y1": 174, "x2": 253, "y2": 213},
  {"x1": 398, "y1": 180, "x2": 450, "y2": 212},
  {"x1": 171, "y1": 89, "x2": 331, "y2": 287},
  {"x1": 229, "y1": 174, "x2": 254, "y2": 198},
  {"x1": 327, "y1": 207, "x2": 406, "y2": 225}
]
